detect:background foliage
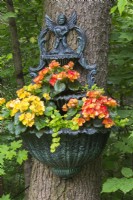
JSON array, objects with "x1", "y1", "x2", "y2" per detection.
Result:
[{"x1": 102, "y1": 1, "x2": 133, "y2": 200}]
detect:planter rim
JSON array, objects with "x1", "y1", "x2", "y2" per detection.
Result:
[
  {"x1": 54, "y1": 91, "x2": 86, "y2": 101},
  {"x1": 28, "y1": 127, "x2": 110, "y2": 136}
]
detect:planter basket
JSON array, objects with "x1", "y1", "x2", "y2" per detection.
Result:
[{"x1": 22, "y1": 128, "x2": 110, "y2": 178}]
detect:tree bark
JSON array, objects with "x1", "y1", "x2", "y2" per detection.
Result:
[
  {"x1": 28, "y1": 0, "x2": 112, "y2": 199},
  {"x1": 6, "y1": 0, "x2": 24, "y2": 88},
  {"x1": 24, "y1": 155, "x2": 32, "y2": 200}
]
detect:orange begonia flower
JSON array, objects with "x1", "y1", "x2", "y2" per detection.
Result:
[
  {"x1": 33, "y1": 75, "x2": 44, "y2": 84},
  {"x1": 67, "y1": 70, "x2": 80, "y2": 82},
  {"x1": 63, "y1": 65, "x2": 70, "y2": 70},
  {"x1": 105, "y1": 98, "x2": 118, "y2": 107},
  {"x1": 39, "y1": 68, "x2": 49, "y2": 76},
  {"x1": 49, "y1": 60, "x2": 60, "y2": 69},
  {"x1": 56, "y1": 72, "x2": 67, "y2": 80},
  {"x1": 62, "y1": 104, "x2": 68, "y2": 111},
  {"x1": 67, "y1": 98, "x2": 78, "y2": 108},
  {"x1": 68, "y1": 61, "x2": 74, "y2": 69},
  {"x1": 86, "y1": 90, "x2": 103, "y2": 98},
  {"x1": 73, "y1": 117, "x2": 85, "y2": 126},
  {"x1": 102, "y1": 118, "x2": 115, "y2": 128}
]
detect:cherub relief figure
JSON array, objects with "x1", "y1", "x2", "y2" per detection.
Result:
[{"x1": 45, "y1": 12, "x2": 77, "y2": 54}]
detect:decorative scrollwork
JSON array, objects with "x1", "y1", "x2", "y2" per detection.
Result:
[
  {"x1": 79, "y1": 56, "x2": 97, "y2": 87},
  {"x1": 29, "y1": 11, "x2": 97, "y2": 86}
]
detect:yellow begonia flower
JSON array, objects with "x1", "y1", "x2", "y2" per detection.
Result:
[
  {"x1": 27, "y1": 95, "x2": 40, "y2": 102},
  {"x1": 19, "y1": 100, "x2": 30, "y2": 112},
  {"x1": 6, "y1": 99, "x2": 20, "y2": 116},
  {"x1": 24, "y1": 84, "x2": 41, "y2": 92},
  {"x1": 30, "y1": 101, "x2": 45, "y2": 116},
  {"x1": 6, "y1": 99, "x2": 20, "y2": 109},
  {"x1": 19, "y1": 112, "x2": 35, "y2": 127},
  {"x1": 16, "y1": 88, "x2": 31, "y2": 99},
  {"x1": 0, "y1": 116, "x2": 4, "y2": 120},
  {"x1": 11, "y1": 108, "x2": 19, "y2": 117},
  {"x1": 0, "y1": 98, "x2": 6, "y2": 106},
  {"x1": 19, "y1": 113, "x2": 25, "y2": 121},
  {"x1": 43, "y1": 93, "x2": 51, "y2": 100}
]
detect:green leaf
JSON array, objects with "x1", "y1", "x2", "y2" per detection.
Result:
[
  {"x1": 16, "y1": 150, "x2": 28, "y2": 164},
  {"x1": 2, "y1": 12, "x2": 16, "y2": 20},
  {"x1": 0, "y1": 154, "x2": 4, "y2": 165},
  {"x1": 0, "y1": 168, "x2": 5, "y2": 176},
  {"x1": 117, "y1": 0, "x2": 127, "y2": 15},
  {"x1": 102, "y1": 178, "x2": 119, "y2": 193},
  {"x1": 6, "y1": 53, "x2": 12, "y2": 60},
  {"x1": 14, "y1": 124, "x2": 27, "y2": 135},
  {"x1": 102, "y1": 177, "x2": 133, "y2": 194},
  {"x1": 44, "y1": 106, "x2": 54, "y2": 116},
  {"x1": 54, "y1": 81, "x2": 66, "y2": 92},
  {"x1": 41, "y1": 83, "x2": 50, "y2": 93},
  {"x1": 7, "y1": 122, "x2": 15, "y2": 134},
  {"x1": 35, "y1": 131, "x2": 43, "y2": 138},
  {"x1": 0, "y1": 194, "x2": 10, "y2": 200},
  {"x1": 43, "y1": 74, "x2": 51, "y2": 82},
  {"x1": 119, "y1": 178, "x2": 133, "y2": 194},
  {"x1": 2, "y1": 109, "x2": 10, "y2": 118},
  {"x1": 0, "y1": 145, "x2": 9, "y2": 154},
  {"x1": 66, "y1": 108, "x2": 78, "y2": 119},
  {"x1": 30, "y1": 37, "x2": 36, "y2": 43},
  {"x1": 115, "y1": 140, "x2": 133, "y2": 153},
  {"x1": 14, "y1": 113, "x2": 20, "y2": 125},
  {"x1": 117, "y1": 110, "x2": 133, "y2": 118},
  {"x1": 5, "y1": 150, "x2": 16, "y2": 160},
  {"x1": 110, "y1": 5, "x2": 118, "y2": 14},
  {"x1": 52, "y1": 132, "x2": 58, "y2": 137},
  {"x1": 119, "y1": 32, "x2": 133, "y2": 41},
  {"x1": 52, "y1": 137, "x2": 60, "y2": 143},
  {"x1": 68, "y1": 80, "x2": 80, "y2": 91},
  {"x1": 121, "y1": 167, "x2": 133, "y2": 178},
  {"x1": 46, "y1": 101, "x2": 57, "y2": 109},
  {"x1": 35, "y1": 117, "x2": 47, "y2": 130},
  {"x1": 129, "y1": 131, "x2": 133, "y2": 138},
  {"x1": 10, "y1": 140, "x2": 22, "y2": 150}
]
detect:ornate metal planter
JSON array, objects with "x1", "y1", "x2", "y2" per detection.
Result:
[
  {"x1": 22, "y1": 11, "x2": 111, "y2": 179},
  {"x1": 22, "y1": 128, "x2": 110, "y2": 178}
]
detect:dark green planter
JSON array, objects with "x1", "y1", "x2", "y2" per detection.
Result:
[
  {"x1": 54, "y1": 91, "x2": 86, "y2": 109},
  {"x1": 22, "y1": 128, "x2": 110, "y2": 178}
]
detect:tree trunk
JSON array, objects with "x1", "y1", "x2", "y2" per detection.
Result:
[
  {"x1": 28, "y1": 1, "x2": 112, "y2": 199},
  {"x1": 6, "y1": 1, "x2": 32, "y2": 198},
  {"x1": 6, "y1": 0, "x2": 24, "y2": 88},
  {"x1": 0, "y1": 177, "x2": 3, "y2": 197}
]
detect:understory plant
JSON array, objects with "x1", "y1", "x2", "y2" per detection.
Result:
[{"x1": 0, "y1": 61, "x2": 128, "y2": 152}]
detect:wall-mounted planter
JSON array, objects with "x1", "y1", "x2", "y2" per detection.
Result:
[
  {"x1": 22, "y1": 129, "x2": 110, "y2": 178},
  {"x1": 20, "y1": 11, "x2": 112, "y2": 179}
]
